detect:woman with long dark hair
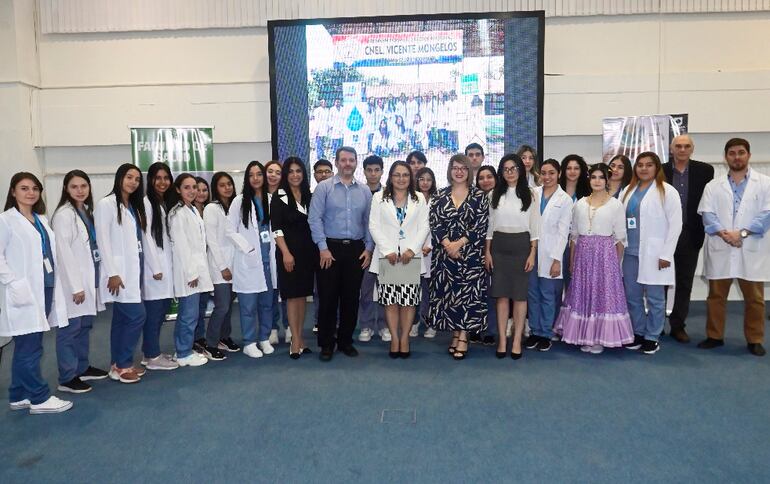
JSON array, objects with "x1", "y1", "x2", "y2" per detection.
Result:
[
  {"x1": 369, "y1": 161, "x2": 430, "y2": 357},
  {"x1": 554, "y1": 164, "x2": 633, "y2": 354},
  {"x1": 227, "y1": 161, "x2": 278, "y2": 358},
  {"x1": 270, "y1": 157, "x2": 318, "y2": 358},
  {"x1": 1, "y1": 172, "x2": 72, "y2": 413},
  {"x1": 485, "y1": 154, "x2": 539, "y2": 359},
  {"x1": 202, "y1": 172, "x2": 240, "y2": 356},
  {"x1": 559, "y1": 154, "x2": 590, "y2": 201},
  {"x1": 517, "y1": 145, "x2": 541, "y2": 188},
  {"x1": 94, "y1": 164, "x2": 148, "y2": 383},
  {"x1": 52, "y1": 170, "x2": 108, "y2": 393},
  {"x1": 473, "y1": 165, "x2": 499, "y2": 346},
  {"x1": 140, "y1": 162, "x2": 178, "y2": 371},
  {"x1": 192, "y1": 176, "x2": 212, "y2": 354},
  {"x1": 167, "y1": 174, "x2": 214, "y2": 367},
  {"x1": 608, "y1": 154, "x2": 632, "y2": 198}
]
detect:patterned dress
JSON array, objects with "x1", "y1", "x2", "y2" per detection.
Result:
[{"x1": 427, "y1": 186, "x2": 489, "y2": 332}]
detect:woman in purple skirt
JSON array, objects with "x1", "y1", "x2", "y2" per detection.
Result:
[{"x1": 554, "y1": 163, "x2": 633, "y2": 354}]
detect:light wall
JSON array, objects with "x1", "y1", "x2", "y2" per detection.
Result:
[{"x1": 4, "y1": 2, "x2": 770, "y2": 299}]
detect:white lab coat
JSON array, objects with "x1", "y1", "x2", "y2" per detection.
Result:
[
  {"x1": 0, "y1": 209, "x2": 68, "y2": 336},
  {"x1": 141, "y1": 197, "x2": 174, "y2": 300},
  {"x1": 51, "y1": 203, "x2": 104, "y2": 318},
  {"x1": 94, "y1": 194, "x2": 146, "y2": 304},
  {"x1": 168, "y1": 204, "x2": 214, "y2": 298},
  {"x1": 697, "y1": 170, "x2": 770, "y2": 281},
  {"x1": 533, "y1": 186, "x2": 573, "y2": 279},
  {"x1": 226, "y1": 194, "x2": 278, "y2": 294},
  {"x1": 368, "y1": 191, "x2": 430, "y2": 275},
  {"x1": 203, "y1": 202, "x2": 239, "y2": 285},
  {"x1": 620, "y1": 182, "x2": 682, "y2": 285}
]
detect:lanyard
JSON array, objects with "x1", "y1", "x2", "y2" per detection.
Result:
[
  {"x1": 32, "y1": 213, "x2": 47, "y2": 255},
  {"x1": 626, "y1": 184, "x2": 652, "y2": 217},
  {"x1": 540, "y1": 193, "x2": 551, "y2": 215},
  {"x1": 252, "y1": 196, "x2": 264, "y2": 222},
  {"x1": 127, "y1": 205, "x2": 142, "y2": 241},
  {"x1": 76, "y1": 208, "x2": 96, "y2": 243}
]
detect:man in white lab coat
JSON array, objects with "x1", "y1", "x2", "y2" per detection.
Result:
[{"x1": 697, "y1": 138, "x2": 770, "y2": 356}]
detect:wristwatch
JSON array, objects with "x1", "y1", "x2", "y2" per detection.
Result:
[{"x1": 740, "y1": 229, "x2": 750, "y2": 239}]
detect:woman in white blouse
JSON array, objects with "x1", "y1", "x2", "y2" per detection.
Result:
[
  {"x1": 553, "y1": 164, "x2": 633, "y2": 354},
  {"x1": 484, "y1": 154, "x2": 539, "y2": 359},
  {"x1": 369, "y1": 161, "x2": 430, "y2": 357}
]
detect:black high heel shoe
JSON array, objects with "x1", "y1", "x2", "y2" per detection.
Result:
[
  {"x1": 399, "y1": 351, "x2": 411, "y2": 359},
  {"x1": 495, "y1": 351, "x2": 506, "y2": 359},
  {"x1": 511, "y1": 350, "x2": 523, "y2": 360},
  {"x1": 452, "y1": 338, "x2": 469, "y2": 360},
  {"x1": 389, "y1": 351, "x2": 400, "y2": 359}
]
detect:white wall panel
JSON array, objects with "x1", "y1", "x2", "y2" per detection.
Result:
[{"x1": 38, "y1": 0, "x2": 770, "y2": 34}]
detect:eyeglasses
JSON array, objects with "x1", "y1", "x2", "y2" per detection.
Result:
[
  {"x1": 314, "y1": 169, "x2": 332, "y2": 175},
  {"x1": 451, "y1": 166, "x2": 469, "y2": 172},
  {"x1": 503, "y1": 167, "x2": 519, "y2": 174}
]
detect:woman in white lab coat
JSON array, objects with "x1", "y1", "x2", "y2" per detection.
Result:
[
  {"x1": 167, "y1": 174, "x2": 215, "y2": 367},
  {"x1": 52, "y1": 170, "x2": 107, "y2": 394},
  {"x1": 94, "y1": 163, "x2": 150, "y2": 384},
  {"x1": 526, "y1": 160, "x2": 573, "y2": 352},
  {"x1": 620, "y1": 152, "x2": 682, "y2": 355},
  {"x1": 202, "y1": 172, "x2": 241, "y2": 358},
  {"x1": 227, "y1": 160, "x2": 278, "y2": 359},
  {"x1": 140, "y1": 162, "x2": 178, "y2": 371},
  {"x1": 0, "y1": 172, "x2": 72, "y2": 414},
  {"x1": 369, "y1": 161, "x2": 430, "y2": 357}
]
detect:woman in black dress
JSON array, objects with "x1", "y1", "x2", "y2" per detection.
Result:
[{"x1": 270, "y1": 157, "x2": 319, "y2": 358}]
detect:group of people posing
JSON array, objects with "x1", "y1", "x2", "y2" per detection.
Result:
[{"x1": 2, "y1": 135, "x2": 768, "y2": 416}]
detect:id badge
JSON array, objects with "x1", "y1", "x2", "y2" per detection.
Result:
[
  {"x1": 627, "y1": 217, "x2": 637, "y2": 229},
  {"x1": 137, "y1": 240, "x2": 143, "y2": 253},
  {"x1": 92, "y1": 249, "x2": 101, "y2": 262},
  {"x1": 43, "y1": 257, "x2": 53, "y2": 274},
  {"x1": 259, "y1": 230, "x2": 271, "y2": 243}
]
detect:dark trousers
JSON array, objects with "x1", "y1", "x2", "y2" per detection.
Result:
[
  {"x1": 669, "y1": 229, "x2": 701, "y2": 330},
  {"x1": 316, "y1": 239, "x2": 365, "y2": 349}
]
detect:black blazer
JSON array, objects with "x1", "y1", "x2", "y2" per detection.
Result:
[{"x1": 662, "y1": 158, "x2": 714, "y2": 249}]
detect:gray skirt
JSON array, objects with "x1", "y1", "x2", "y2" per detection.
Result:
[{"x1": 489, "y1": 231, "x2": 531, "y2": 301}]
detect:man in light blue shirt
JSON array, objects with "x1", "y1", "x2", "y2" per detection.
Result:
[{"x1": 309, "y1": 146, "x2": 373, "y2": 361}]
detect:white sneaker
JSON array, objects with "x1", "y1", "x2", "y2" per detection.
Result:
[
  {"x1": 424, "y1": 328, "x2": 437, "y2": 339},
  {"x1": 176, "y1": 353, "x2": 208, "y2": 367},
  {"x1": 268, "y1": 329, "x2": 279, "y2": 345},
  {"x1": 285, "y1": 327, "x2": 292, "y2": 344},
  {"x1": 409, "y1": 324, "x2": 419, "y2": 337},
  {"x1": 29, "y1": 395, "x2": 73, "y2": 414},
  {"x1": 506, "y1": 319, "x2": 513, "y2": 338},
  {"x1": 259, "y1": 340, "x2": 275, "y2": 355},
  {"x1": 144, "y1": 354, "x2": 179, "y2": 371},
  {"x1": 588, "y1": 344, "x2": 604, "y2": 354},
  {"x1": 580, "y1": 345, "x2": 592, "y2": 353},
  {"x1": 379, "y1": 328, "x2": 392, "y2": 342},
  {"x1": 243, "y1": 343, "x2": 264, "y2": 358},
  {"x1": 9, "y1": 399, "x2": 31, "y2": 411},
  {"x1": 551, "y1": 334, "x2": 562, "y2": 342},
  {"x1": 524, "y1": 322, "x2": 531, "y2": 338},
  {"x1": 358, "y1": 328, "x2": 373, "y2": 342}
]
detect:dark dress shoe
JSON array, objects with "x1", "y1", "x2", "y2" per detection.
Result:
[
  {"x1": 399, "y1": 351, "x2": 411, "y2": 359},
  {"x1": 495, "y1": 351, "x2": 506, "y2": 359},
  {"x1": 289, "y1": 352, "x2": 300, "y2": 360},
  {"x1": 511, "y1": 351, "x2": 523, "y2": 360},
  {"x1": 670, "y1": 327, "x2": 690, "y2": 344},
  {"x1": 319, "y1": 346, "x2": 334, "y2": 361},
  {"x1": 389, "y1": 351, "x2": 399, "y2": 359},
  {"x1": 697, "y1": 338, "x2": 724, "y2": 349},
  {"x1": 748, "y1": 343, "x2": 766, "y2": 356},
  {"x1": 339, "y1": 345, "x2": 359, "y2": 357},
  {"x1": 301, "y1": 348, "x2": 313, "y2": 354}
]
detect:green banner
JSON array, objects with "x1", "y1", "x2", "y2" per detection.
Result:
[{"x1": 130, "y1": 127, "x2": 214, "y2": 173}]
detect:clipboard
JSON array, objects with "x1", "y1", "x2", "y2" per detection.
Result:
[{"x1": 378, "y1": 257, "x2": 421, "y2": 285}]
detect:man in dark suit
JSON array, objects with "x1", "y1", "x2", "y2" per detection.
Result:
[{"x1": 663, "y1": 134, "x2": 714, "y2": 343}]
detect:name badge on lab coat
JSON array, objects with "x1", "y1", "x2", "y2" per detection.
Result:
[
  {"x1": 137, "y1": 240, "x2": 143, "y2": 253},
  {"x1": 627, "y1": 217, "x2": 637, "y2": 229},
  {"x1": 43, "y1": 258, "x2": 53, "y2": 274},
  {"x1": 92, "y1": 249, "x2": 101, "y2": 262},
  {"x1": 259, "y1": 231, "x2": 271, "y2": 243}
]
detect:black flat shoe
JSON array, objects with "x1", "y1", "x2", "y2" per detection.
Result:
[
  {"x1": 495, "y1": 351, "x2": 505, "y2": 359},
  {"x1": 301, "y1": 347, "x2": 313, "y2": 354},
  {"x1": 399, "y1": 351, "x2": 411, "y2": 359},
  {"x1": 697, "y1": 338, "x2": 724, "y2": 349},
  {"x1": 511, "y1": 351, "x2": 523, "y2": 360},
  {"x1": 289, "y1": 352, "x2": 300, "y2": 360},
  {"x1": 748, "y1": 343, "x2": 766, "y2": 356},
  {"x1": 389, "y1": 351, "x2": 399, "y2": 359}
]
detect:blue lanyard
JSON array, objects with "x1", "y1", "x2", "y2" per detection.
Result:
[
  {"x1": 252, "y1": 196, "x2": 264, "y2": 222},
  {"x1": 540, "y1": 193, "x2": 551, "y2": 215},
  {"x1": 188, "y1": 204, "x2": 197, "y2": 215},
  {"x1": 76, "y1": 208, "x2": 96, "y2": 242},
  {"x1": 32, "y1": 213, "x2": 47, "y2": 256},
  {"x1": 626, "y1": 184, "x2": 652, "y2": 217}
]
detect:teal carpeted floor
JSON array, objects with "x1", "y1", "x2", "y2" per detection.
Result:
[{"x1": 1, "y1": 301, "x2": 769, "y2": 483}]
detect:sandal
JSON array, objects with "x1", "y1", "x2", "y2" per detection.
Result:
[
  {"x1": 448, "y1": 334, "x2": 460, "y2": 354},
  {"x1": 452, "y1": 338, "x2": 469, "y2": 360}
]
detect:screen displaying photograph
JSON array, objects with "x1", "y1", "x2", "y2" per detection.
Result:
[{"x1": 270, "y1": 13, "x2": 543, "y2": 187}]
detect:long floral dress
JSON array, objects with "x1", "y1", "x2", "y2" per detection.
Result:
[{"x1": 427, "y1": 186, "x2": 489, "y2": 332}]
